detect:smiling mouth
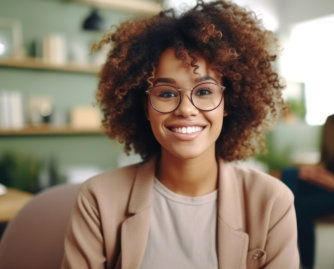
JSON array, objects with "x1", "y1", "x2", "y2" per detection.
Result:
[{"x1": 170, "y1": 126, "x2": 204, "y2": 134}]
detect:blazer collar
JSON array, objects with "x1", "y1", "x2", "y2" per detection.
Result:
[
  {"x1": 127, "y1": 157, "x2": 156, "y2": 214},
  {"x1": 217, "y1": 159, "x2": 249, "y2": 269},
  {"x1": 120, "y1": 158, "x2": 156, "y2": 269},
  {"x1": 218, "y1": 160, "x2": 245, "y2": 229}
]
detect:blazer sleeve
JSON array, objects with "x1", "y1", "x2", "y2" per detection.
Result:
[
  {"x1": 61, "y1": 183, "x2": 106, "y2": 269},
  {"x1": 263, "y1": 187, "x2": 299, "y2": 269}
]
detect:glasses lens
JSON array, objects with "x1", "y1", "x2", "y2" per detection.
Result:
[
  {"x1": 149, "y1": 85, "x2": 180, "y2": 113},
  {"x1": 192, "y1": 83, "x2": 223, "y2": 111}
]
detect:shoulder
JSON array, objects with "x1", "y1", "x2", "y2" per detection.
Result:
[
  {"x1": 76, "y1": 162, "x2": 142, "y2": 208},
  {"x1": 85, "y1": 163, "x2": 139, "y2": 190},
  {"x1": 234, "y1": 163, "x2": 295, "y2": 226},
  {"x1": 221, "y1": 161, "x2": 295, "y2": 227},
  {"x1": 225, "y1": 162, "x2": 293, "y2": 202}
]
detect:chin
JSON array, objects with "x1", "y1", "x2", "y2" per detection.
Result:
[{"x1": 166, "y1": 145, "x2": 211, "y2": 160}]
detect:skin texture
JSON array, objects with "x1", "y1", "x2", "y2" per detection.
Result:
[{"x1": 147, "y1": 48, "x2": 225, "y2": 195}]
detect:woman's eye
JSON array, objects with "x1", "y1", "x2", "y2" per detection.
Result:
[
  {"x1": 155, "y1": 88, "x2": 177, "y2": 98},
  {"x1": 195, "y1": 88, "x2": 212, "y2": 96},
  {"x1": 159, "y1": 91, "x2": 176, "y2": 98}
]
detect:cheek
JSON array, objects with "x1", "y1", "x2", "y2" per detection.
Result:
[
  {"x1": 212, "y1": 107, "x2": 225, "y2": 135},
  {"x1": 215, "y1": 102, "x2": 225, "y2": 118},
  {"x1": 147, "y1": 107, "x2": 164, "y2": 136}
]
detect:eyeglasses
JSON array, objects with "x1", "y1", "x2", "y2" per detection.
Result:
[{"x1": 146, "y1": 82, "x2": 226, "y2": 113}]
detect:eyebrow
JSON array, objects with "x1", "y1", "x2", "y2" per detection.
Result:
[
  {"x1": 154, "y1": 78, "x2": 176, "y2": 85},
  {"x1": 195, "y1": 76, "x2": 218, "y2": 83},
  {"x1": 153, "y1": 76, "x2": 217, "y2": 85}
]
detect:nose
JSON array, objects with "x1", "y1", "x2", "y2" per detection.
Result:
[{"x1": 174, "y1": 92, "x2": 198, "y2": 117}]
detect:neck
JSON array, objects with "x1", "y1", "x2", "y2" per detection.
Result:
[{"x1": 156, "y1": 151, "x2": 219, "y2": 197}]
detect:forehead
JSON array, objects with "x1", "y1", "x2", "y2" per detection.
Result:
[{"x1": 154, "y1": 48, "x2": 219, "y2": 83}]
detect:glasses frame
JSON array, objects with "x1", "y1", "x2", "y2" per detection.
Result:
[{"x1": 145, "y1": 82, "x2": 226, "y2": 114}]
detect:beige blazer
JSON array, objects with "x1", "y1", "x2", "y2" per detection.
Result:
[{"x1": 61, "y1": 158, "x2": 299, "y2": 269}]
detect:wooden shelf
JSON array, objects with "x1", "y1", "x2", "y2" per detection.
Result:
[
  {"x1": 0, "y1": 125, "x2": 103, "y2": 136},
  {"x1": 0, "y1": 57, "x2": 101, "y2": 74},
  {"x1": 74, "y1": 0, "x2": 162, "y2": 15}
]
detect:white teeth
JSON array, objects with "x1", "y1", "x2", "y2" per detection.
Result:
[{"x1": 173, "y1": 126, "x2": 203, "y2": 134}]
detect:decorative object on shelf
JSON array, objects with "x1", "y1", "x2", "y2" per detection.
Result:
[
  {"x1": 52, "y1": 107, "x2": 68, "y2": 128},
  {"x1": 71, "y1": 106, "x2": 101, "y2": 129},
  {"x1": 28, "y1": 96, "x2": 53, "y2": 126},
  {"x1": 0, "y1": 18, "x2": 24, "y2": 59},
  {"x1": 82, "y1": 8, "x2": 106, "y2": 31},
  {"x1": 69, "y1": 41, "x2": 90, "y2": 64},
  {"x1": 42, "y1": 34, "x2": 67, "y2": 64}
]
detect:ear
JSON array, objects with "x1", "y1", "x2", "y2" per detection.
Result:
[{"x1": 224, "y1": 110, "x2": 228, "y2": 116}]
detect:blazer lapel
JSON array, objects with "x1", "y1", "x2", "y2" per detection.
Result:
[
  {"x1": 120, "y1": 158, "x2": 156, "y2": 269},
  {"x1": 217, "y1": 160, "x2": 249, "y2": 269}
]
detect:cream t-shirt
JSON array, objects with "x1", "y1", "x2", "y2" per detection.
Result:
[{"x1": 140, "y1": 178, "x2": 218, "y2": 269}]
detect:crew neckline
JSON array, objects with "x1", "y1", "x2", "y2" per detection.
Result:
[{"x1": 153, "y1": 178, "x2": 218, "y2": 205}]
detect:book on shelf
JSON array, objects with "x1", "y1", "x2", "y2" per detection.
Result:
[{"x1": 0, "y1": 90, "x2": 24, "y2": 130}]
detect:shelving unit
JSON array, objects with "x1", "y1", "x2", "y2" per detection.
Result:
[
  {"x1": 0, "y1": 0, "x2": 128, "y2": 193},
  {"x1": 0, "y1": 57, "x2": 101, "y2": 74},
  {"x1": 0, "y1": 58, "x2": 103, "y2": 136},
  {"x1": 0, "y1": 125, "x2": 103, "y2": 136}
]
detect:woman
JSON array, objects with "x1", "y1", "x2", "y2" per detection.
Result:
[
  {"x1": 62, "y1": 1, "x2": 299, "y2": 268},
  {"x1": 283, "y1": 114, "x2": 334, "y2": 269}
]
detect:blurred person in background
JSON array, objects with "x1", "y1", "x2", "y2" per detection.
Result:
[{"x1": 283, "y1": 114, "x2": 334, "y2": 269}]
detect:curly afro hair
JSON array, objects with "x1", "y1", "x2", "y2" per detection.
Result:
[{"x1": 94, "y1": 0, "x2": 285, "y2": 162}]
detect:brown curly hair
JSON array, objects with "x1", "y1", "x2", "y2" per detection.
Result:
[{"x1": 94, "y1": 0, "x2": 285, "y2": 162}]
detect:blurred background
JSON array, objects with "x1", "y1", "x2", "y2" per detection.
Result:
[{"x1": 0, "y1": 0, "x2": 333, "y2": 267}]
